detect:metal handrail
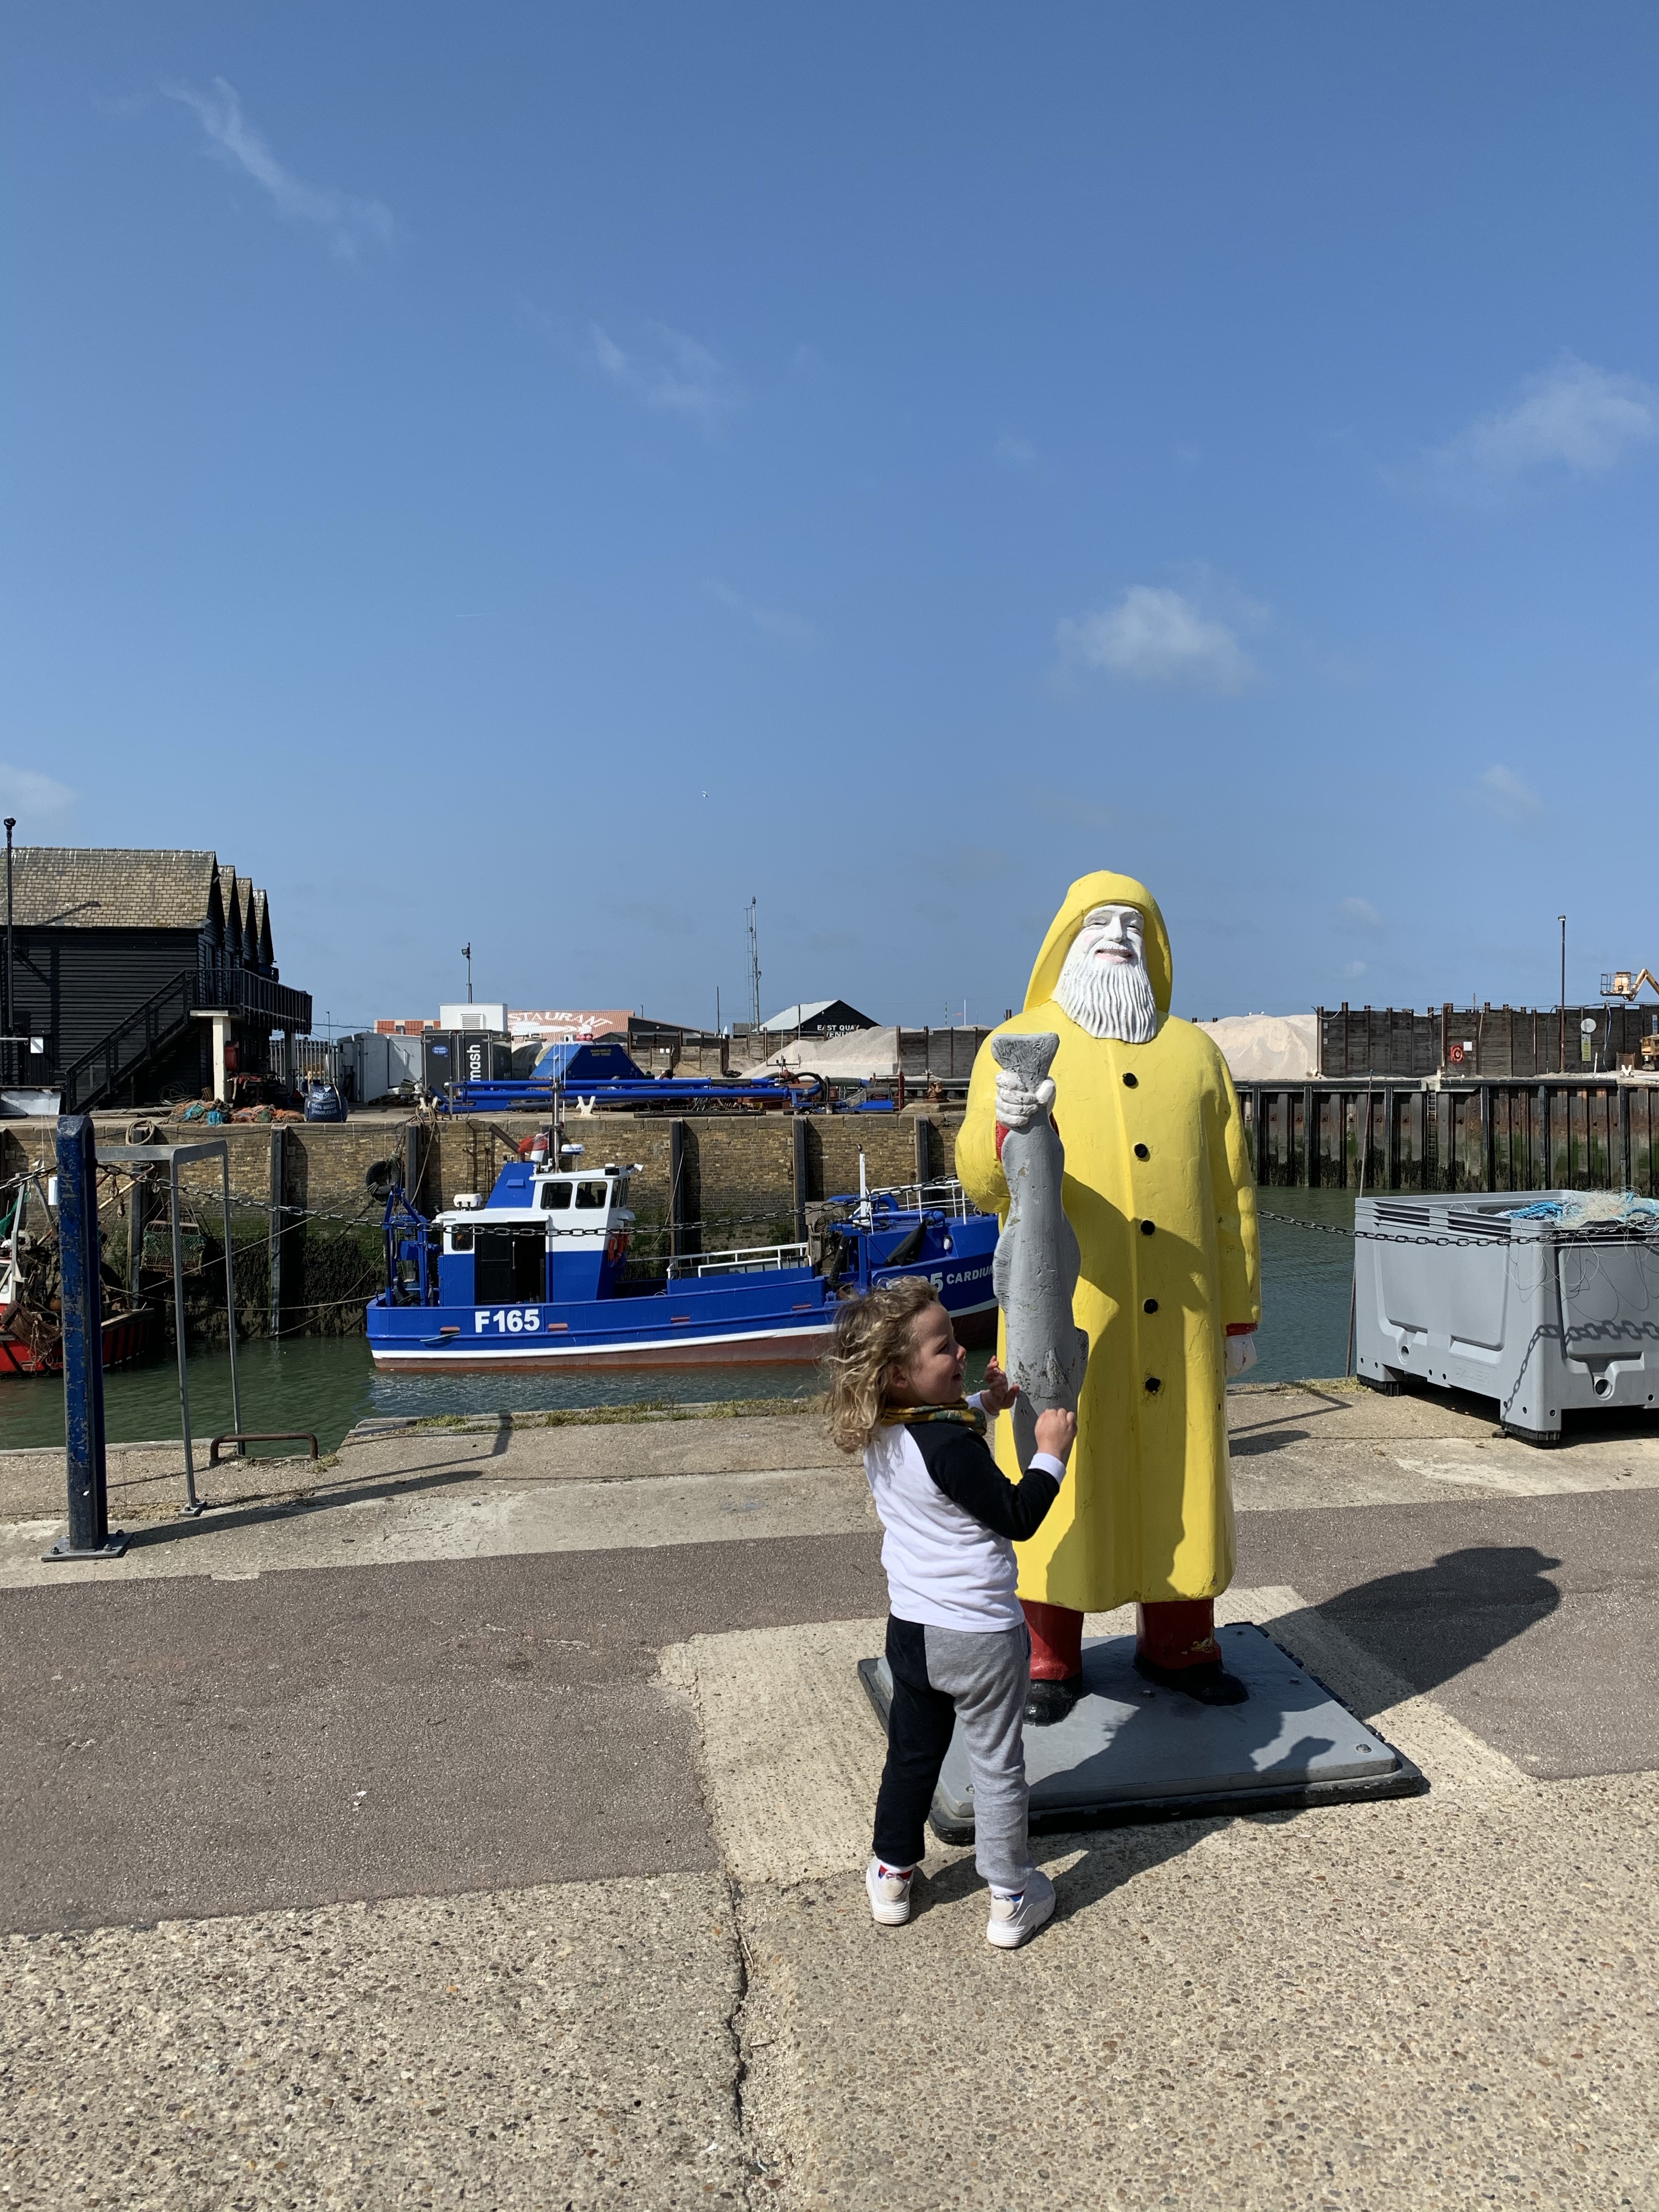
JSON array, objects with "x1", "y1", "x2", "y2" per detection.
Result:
[
  {"x1": 59, "y1": 968, "x2": 197, "y2": 1113},
  {"x1": 831, "y1": 1178, "x2": 979, "y2": 1221},
  {"x1": 196, "y1": 952, "x2": 313, "y2": 1032},
  {"x1": 667, "y1": 1240, "x2": 810, "y2": 1278},
  {"x1": 56, "y1": 956, "x2": 314, "y2": 1113}
]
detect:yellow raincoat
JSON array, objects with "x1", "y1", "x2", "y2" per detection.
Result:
[{"x1": 956, "y1": 871, "x2": 1260, "y2": 1614}]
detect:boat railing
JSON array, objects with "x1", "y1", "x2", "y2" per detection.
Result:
[
  {"x1": 666, "y1": 1241, "x2": 811, "y2": 1279},
  {"x1": 826, "y1": 1178, "x2": 980, "y2": 1221}
]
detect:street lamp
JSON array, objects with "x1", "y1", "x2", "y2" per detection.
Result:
[
  {"x1": 3, "y1": 817, "x2": 14, "y2": 1087},
  {"x1": 1558, "y1": 915, "x2": 1566, "y2": 1074}
]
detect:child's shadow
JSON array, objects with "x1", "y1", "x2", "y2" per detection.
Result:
[{"x1": 911, "y1": 1808, "x2": 1229, "y2": 1921}]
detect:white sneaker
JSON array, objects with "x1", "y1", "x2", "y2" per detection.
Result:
[
  {"x1": 986, "y1": 1867, "x2": 1056, "y2": 1949},
  {"x1": 866, "y1": 1859, "x2": 915, "y2": 1926}
]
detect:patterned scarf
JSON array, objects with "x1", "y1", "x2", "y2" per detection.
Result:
[{"x1": 882, "y1": 1400, "x2": 986, "y2": 1436}]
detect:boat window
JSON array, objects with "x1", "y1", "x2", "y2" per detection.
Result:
[
  {"x1": 540, "y1": 1181, "x2": 572, "y2": 1210},
  {"x1": 576, "y1": 1181, "x2": 608, "y2": 1210},
  {"x1": 449, "y1": 1225, "x2": 473, "y2": 1252}
]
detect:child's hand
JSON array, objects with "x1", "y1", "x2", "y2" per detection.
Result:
[
  {"x1": 978, "y1": 1358, "x2": 1019, "y2": 1413},
  {"x1": 1034, "y1": 1407, "x2": 1077, "y2": 1464}
]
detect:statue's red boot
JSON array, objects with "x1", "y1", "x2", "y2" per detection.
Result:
[{"x1": 1133, "y1": 1599, "x2": 1247, "y2": 1705}]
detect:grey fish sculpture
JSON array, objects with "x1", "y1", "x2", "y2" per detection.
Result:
[{"x1": 992, "y1": 1033, "x2": 1090, "y2": 1472}]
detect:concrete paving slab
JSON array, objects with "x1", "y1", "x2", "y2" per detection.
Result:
[
  {"x1": 0, "y1": 1874, "x2": 752, "y2": 2211},
  {"x1": 8, "y1": 1392, "x2": 1659, "y2": 1592},
  {"x1": 660, "y1": 1580, "x2": 1652, "y2": 2208},
  {"x1": 0, "y1": 1409, "x2": 843, "y2": 1525},
  {"x1": 661, "y1": 1588, "x2": 1530, "y2": 1896},
  {"x1": 5, "y1": 1385, "x2": 1657, "y2": 1547},
  {"x1": 0, "y1": 1465, "x2": 878, "y2": 1590},
  {"x1": 735, "y1": 1773, "x2": 1659, "y2": 2211},
  {"x1": 661, "y1": 1618, "x2": 894, "y2": 1887},
  {"x1": 860, "y1": 1624, "x2": 1419, "y2": 1839}
]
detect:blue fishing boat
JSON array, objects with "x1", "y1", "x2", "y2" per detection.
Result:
[{"x1": 365, "y1": 1155, "x2": 997, "y2": 1372}]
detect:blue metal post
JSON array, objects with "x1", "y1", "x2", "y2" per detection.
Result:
[{"x1": 48, "y1": 1115, "x2": 126, "y2": 1560}]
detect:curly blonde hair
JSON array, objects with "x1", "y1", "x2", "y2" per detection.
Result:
[{"x1": 822, "y1": 1277, "x2": 941, "y2": 1454}]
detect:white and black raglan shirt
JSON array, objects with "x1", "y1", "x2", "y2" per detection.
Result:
[{"x1": 862, "y1": 1404, "x2": 1066, "y2": 1634}]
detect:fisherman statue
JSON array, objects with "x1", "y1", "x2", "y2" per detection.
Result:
[{"x1": 958, "y1": 872, "x2": 1261, "y2": 1722}]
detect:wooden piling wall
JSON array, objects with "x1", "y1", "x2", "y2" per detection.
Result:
[{"x1": 1241, "y1": 1081, "x2": 1659, "y2": 1194}]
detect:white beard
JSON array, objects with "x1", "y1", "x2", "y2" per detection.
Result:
[{"x1": 1056, "y1": 936, "x2": 1160, "y2": 1042}]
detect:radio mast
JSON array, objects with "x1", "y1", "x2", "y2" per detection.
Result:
[{"x1": 746, "y1": 898, "x2": 762, "y2": 1031}]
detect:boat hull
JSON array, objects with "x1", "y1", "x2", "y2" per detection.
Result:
[
  {"x1": 368, "y1": 1192, "x2": 1001, "y2": 1374},
  {"x1": 370, "y1": 1319, "x2": 837, "y2": 1373},
  {"x1": 368, "y1": 1298, "x2": 998, "y2": 1372},
  {"x1": 0, "y1": 1308, "x2": 155, "y2": 1378}
]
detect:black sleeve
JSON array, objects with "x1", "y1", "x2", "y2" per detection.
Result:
[{"x1": 910, "y1": 1425, "x2": 1061, "y2": 1542}]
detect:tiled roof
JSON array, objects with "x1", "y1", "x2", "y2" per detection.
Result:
[{"x1": 10, "y1": 848, "x2": 233, "y2": 933}]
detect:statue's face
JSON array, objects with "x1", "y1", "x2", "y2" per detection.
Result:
[
  {"x1": 1073, "y1": 905, "x2": 1146, "y2": 971},
  {"x1": 1054, "y1": 901, "x2": 1158, "y2": 1042}
]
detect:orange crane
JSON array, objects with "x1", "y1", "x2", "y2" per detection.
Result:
[{"x1": 1602, "y1": 969, "x2": 1659, "y2": 1065}]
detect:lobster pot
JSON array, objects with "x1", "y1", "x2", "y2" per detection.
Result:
[{"x1": 1354, "y1": 1192, "x2": 1659, "y2": 1443}]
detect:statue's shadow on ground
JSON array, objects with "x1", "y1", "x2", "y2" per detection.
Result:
[{"x1": 1307, "y1": 1542, "x2": 1563, "y2": 1708}]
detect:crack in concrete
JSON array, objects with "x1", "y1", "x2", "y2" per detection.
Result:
[
  {"x1": 723, "y1": 1874, "x2": 763, "y2": 2207},
  {"x1": 659, "y1": 1635, "x2": 776, "y2": 2205}
]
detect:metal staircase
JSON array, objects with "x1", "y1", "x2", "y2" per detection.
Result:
[
  {"x1": 58, "y1": 969, "x2": 200, "y2": 1114},
  {"x1": 57, "y1": 958, "x2": 315, "y2": 1114}
]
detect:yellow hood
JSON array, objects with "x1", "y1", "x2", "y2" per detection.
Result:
[{"x1": 1024, "y1": 871, "x2": 1172, "y2": 1017}]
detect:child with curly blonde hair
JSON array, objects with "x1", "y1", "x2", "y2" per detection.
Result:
[{"x1": 826, "y1": 1277, "x2": 1075, "y2": 1949}]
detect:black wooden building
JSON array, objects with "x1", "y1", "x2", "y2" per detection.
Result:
[{"x1": 8, "y1": 848, "x2": 313, "y2": 1111}]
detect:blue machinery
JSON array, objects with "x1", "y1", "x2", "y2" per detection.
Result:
[{"x1": 428, "y1": 1037, "x2": 841, "y2": 1116}]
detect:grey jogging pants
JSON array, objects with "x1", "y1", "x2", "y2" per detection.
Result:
[{"x1": 872, "y1": 1615, "x2": 1035, "y2": 1891}]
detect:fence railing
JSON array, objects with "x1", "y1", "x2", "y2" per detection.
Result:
[
  {"x1": 666, "y1": 1241, "x2": 810, "y2": 1278},
  {"x1": 196, "y1": 954, "x2": 313, "y2": 1034}
]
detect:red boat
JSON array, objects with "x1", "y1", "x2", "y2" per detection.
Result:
[
  {"x1": 0, "y1": 1170, "x2": 156, "y2": 1377},
  {"x1": 0, "y1": 1303, "x2": 155, "y2": 1377}
]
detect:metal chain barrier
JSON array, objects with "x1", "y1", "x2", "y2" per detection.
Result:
[{"x1": 1257, "y1": 1207, "x2": 1659, "y2": 1250}]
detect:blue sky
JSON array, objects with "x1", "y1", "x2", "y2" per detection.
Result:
[{"x1": 6, "y1": 7, "x2": 1658, "y2": 1032}]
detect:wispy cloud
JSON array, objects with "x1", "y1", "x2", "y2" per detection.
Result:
[
  {"x1": 0, "y1": 765, "x2": 76, "y2": 821},
  {"x1": 1338, "y1": 896, "x2": 1384, "y2": 933},
  {"x1": 1058, "y1": 585, "x2": 1258, "y2": 695},
  {"x1": 1427, "y1": 356, "x2": 1658, "y2": 490},
  {"x1": 994, "y1": 433, "x2": 1037, "y2": 468},
  {"x1": 1467, "y1": 763, "x2": 1544, "y2": 830},
  {"x1": 707, "y1": 580, "x2": 815, "y2": 646},
  {"x1": 591, "y1": 323, "x2": 738, "y2": 432},
  {"x1": 163, "y1": 77, "x2": 394, "y2": 259}
]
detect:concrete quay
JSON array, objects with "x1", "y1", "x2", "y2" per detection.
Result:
[{"x1": 3, "y1": 1381, "x2": 1657, "y2": 2209}]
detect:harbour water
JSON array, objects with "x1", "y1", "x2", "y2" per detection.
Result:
[{"x1": 0, "y1": 1192, "x2": 1357, "y2": 1456}]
